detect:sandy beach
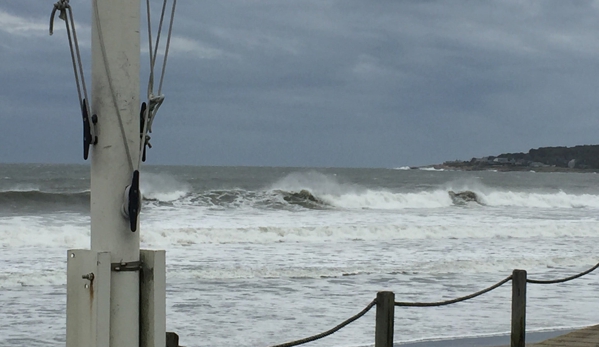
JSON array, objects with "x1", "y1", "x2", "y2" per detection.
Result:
[{"x1": 397, "y1": 327, "x2": 586, "y2": 347}]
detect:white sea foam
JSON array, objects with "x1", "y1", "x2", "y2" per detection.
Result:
[
  {"x1": 480, "y1": 190, "x2": 599, "y2": 208},
  {"x1": 137, "y1": 215, "x2": 599, "y2": 246},
  {"x1": 4, "y1": 188, "x2": 599, "y2": 251},
  {"x1": 5, "y1": 198, "x2": 598, "y2": 251},
  {"x1": 0, "y1": 268, "x2": 66, "y2": 288},
  {"x1": 321, "y1": 189, "x2": 452, "y2": 209},
  {"x1": 0, "y1": 184, "x2": 40, "y2": 192},
  {"x1": 0, "y1": 215, "x2": 89, "y2": 248},
  {"x1": 419, "y1": 167, "x2": 445, "y2": 171},
  {"x1": 270, "y1": 171, "x2": 359, "y2": 196},
  {"x1": 141, "y1": 172, "x2": 191, "y2": 201},
  {"x1": 298, "y1": 187, "x2": 599, "y2": 210}
]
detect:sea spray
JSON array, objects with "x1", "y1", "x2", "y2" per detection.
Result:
[{"x1": 141, "y1": 172, "x2": 192, "y2": 201}]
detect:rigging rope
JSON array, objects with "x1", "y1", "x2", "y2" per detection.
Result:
[
  {"x1": 49, "y1": 0, "x2": 96, "y2": 142},
  {"x1": 140, "y1": 0, "x2": 177, "y2": 167},
  {"x1": 51, "y1": 0, "x2": 176, "y2": 167},
  {"x1": 157, "y1": 0, "x2": 177, "y2": 96}
]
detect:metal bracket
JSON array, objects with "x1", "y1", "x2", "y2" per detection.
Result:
[{"x1": 111, "y1": 260, "x2": 142, "y2": 272}]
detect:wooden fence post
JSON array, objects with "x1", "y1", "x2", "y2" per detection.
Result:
[
  {"x1": 511, "y1": 269, "x2": 527, "y2": 347},
  {"x1": 375, "y1": 291, "x2": 395, "y2": 347}
]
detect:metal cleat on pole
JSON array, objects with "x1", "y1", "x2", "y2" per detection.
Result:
[
  {"x1": 122, "y1": 170, "x2": 142, "y2": 232},
  {"x1": 81, "y1": 99, "x2": 98, "y2": 160}
]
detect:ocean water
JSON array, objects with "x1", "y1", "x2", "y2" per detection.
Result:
[{"x1": 1, "y1": 163, "x2": 599, "y2": 347}]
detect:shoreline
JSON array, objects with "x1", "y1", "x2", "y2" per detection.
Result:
[
  {"x1": 395, "y1": 327, "x2": 575, "y2": 347},
  {"x1": 422, "y1": 164, "x2": 598, "y2": 173}
]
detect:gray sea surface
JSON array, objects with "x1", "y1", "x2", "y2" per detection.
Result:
[{"x1": 1, "y1": 164, "x2": 598, "y2": 346}]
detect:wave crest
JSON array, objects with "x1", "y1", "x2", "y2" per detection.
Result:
[{"x1": 141, "y1": 173, "x2": 191, "y2": 202}]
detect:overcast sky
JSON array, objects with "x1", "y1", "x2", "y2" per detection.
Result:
[{"x1": 2, "y1": 1, "x2": 599, "y2": 168}]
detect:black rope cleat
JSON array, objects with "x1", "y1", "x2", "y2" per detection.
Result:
[
  {"x1": 128, "y1": 170, "x2": 141, "y2": 232},
  {"x1": 81, "y1": 99, "x2": 96, "y2": 160},
  {"x1": 122, "y1": 170, "x2": 141, "y2": 232},
  {"x1": 139, "y1": 102, "x2": 150, "y2": 162},
  {"x1": 139, "y1": 102, "x2": 146, "y2": 134}
]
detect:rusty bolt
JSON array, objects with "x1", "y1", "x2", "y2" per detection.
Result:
[{"x1": 82, "y1": 273, "x2": 95, "y2": 281}]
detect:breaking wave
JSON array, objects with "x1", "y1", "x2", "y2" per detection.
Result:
[
  {"x1": 4, "y1": 171, "x2": 599, "y2": 212},
  {"x1": 4, "y1": 186, "x2": 599, "y2": 212},
  {"x1": 141, "y1": 172, "x2": 191, "y2": 202}
]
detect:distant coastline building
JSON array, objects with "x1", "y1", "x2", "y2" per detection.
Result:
[
  {"x1": 530, "y1": 162, "x2": 550, "y2": 168},
  {"x1": 568, "y1": 159, "x2": 576, "y2": 169}
]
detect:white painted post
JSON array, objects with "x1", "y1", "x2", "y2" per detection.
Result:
[
  {"x1": 90, "y1": 0, "x2": 140, "y2": 346},
  {"x1": 66, "y1": 250, "x2": 111, "y2": 347},
  {"x1": 140, "y1": 250, "x2": 167, "y2": 347}
]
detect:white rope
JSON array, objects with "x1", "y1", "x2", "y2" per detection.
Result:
[
  {"x1": 51, "y1": 0, "x2": 176, "y2": 168},
  {"x1": 158, "y1": 0, "x2": 177, "y2": 96},
  {"x1": 151, "y1": 0, "x2": 168, "y2": 79},
  {"x1": 139, "y1": 0, "x2": 177, "y2": 167},
  {"x1": 66, "y1": 7, "x2": 89, "y2": 109},
  {"x1": 49, "y1": 0, "x2": 95, "y2": 141},
  {"x1": 92, "y1": 0, "x2": 135, "y2": 171},
  {"x1": 145, "y1": 0, "x2": 155, "y2": 98}
]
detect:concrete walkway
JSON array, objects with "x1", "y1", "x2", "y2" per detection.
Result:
[{"x1": 526, "y1": 324, "x2": 599, "y2": 347}]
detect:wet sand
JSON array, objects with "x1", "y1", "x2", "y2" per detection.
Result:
[{"x1": 395, "y1": 328, "x2": 574, "y2": 347}]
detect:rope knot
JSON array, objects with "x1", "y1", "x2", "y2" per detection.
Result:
[
  {"x1": 149, "y1": 94, "x2": 165, "y2": 111},
  {"x1": 54, "y1": 0, "x2": 70, "y2": 12},
  {"x1": 49, "y1": 0, "x2": 70, "y2": 35},
  {"x1": 145, "y1": 94, "x2": 165, "y2": 134}
]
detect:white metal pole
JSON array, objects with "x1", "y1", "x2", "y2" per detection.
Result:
[{"x1": 91, "y1": 0, "x2": 140, "y2": 346}]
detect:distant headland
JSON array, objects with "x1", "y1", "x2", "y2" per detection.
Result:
[{"x1": 430, "y1": 145, "x2": 599, "y2": 172}]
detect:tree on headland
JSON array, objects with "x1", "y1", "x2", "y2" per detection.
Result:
[{"x1": 446, "y1": 145, "x2": 599, "y2": 170}]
